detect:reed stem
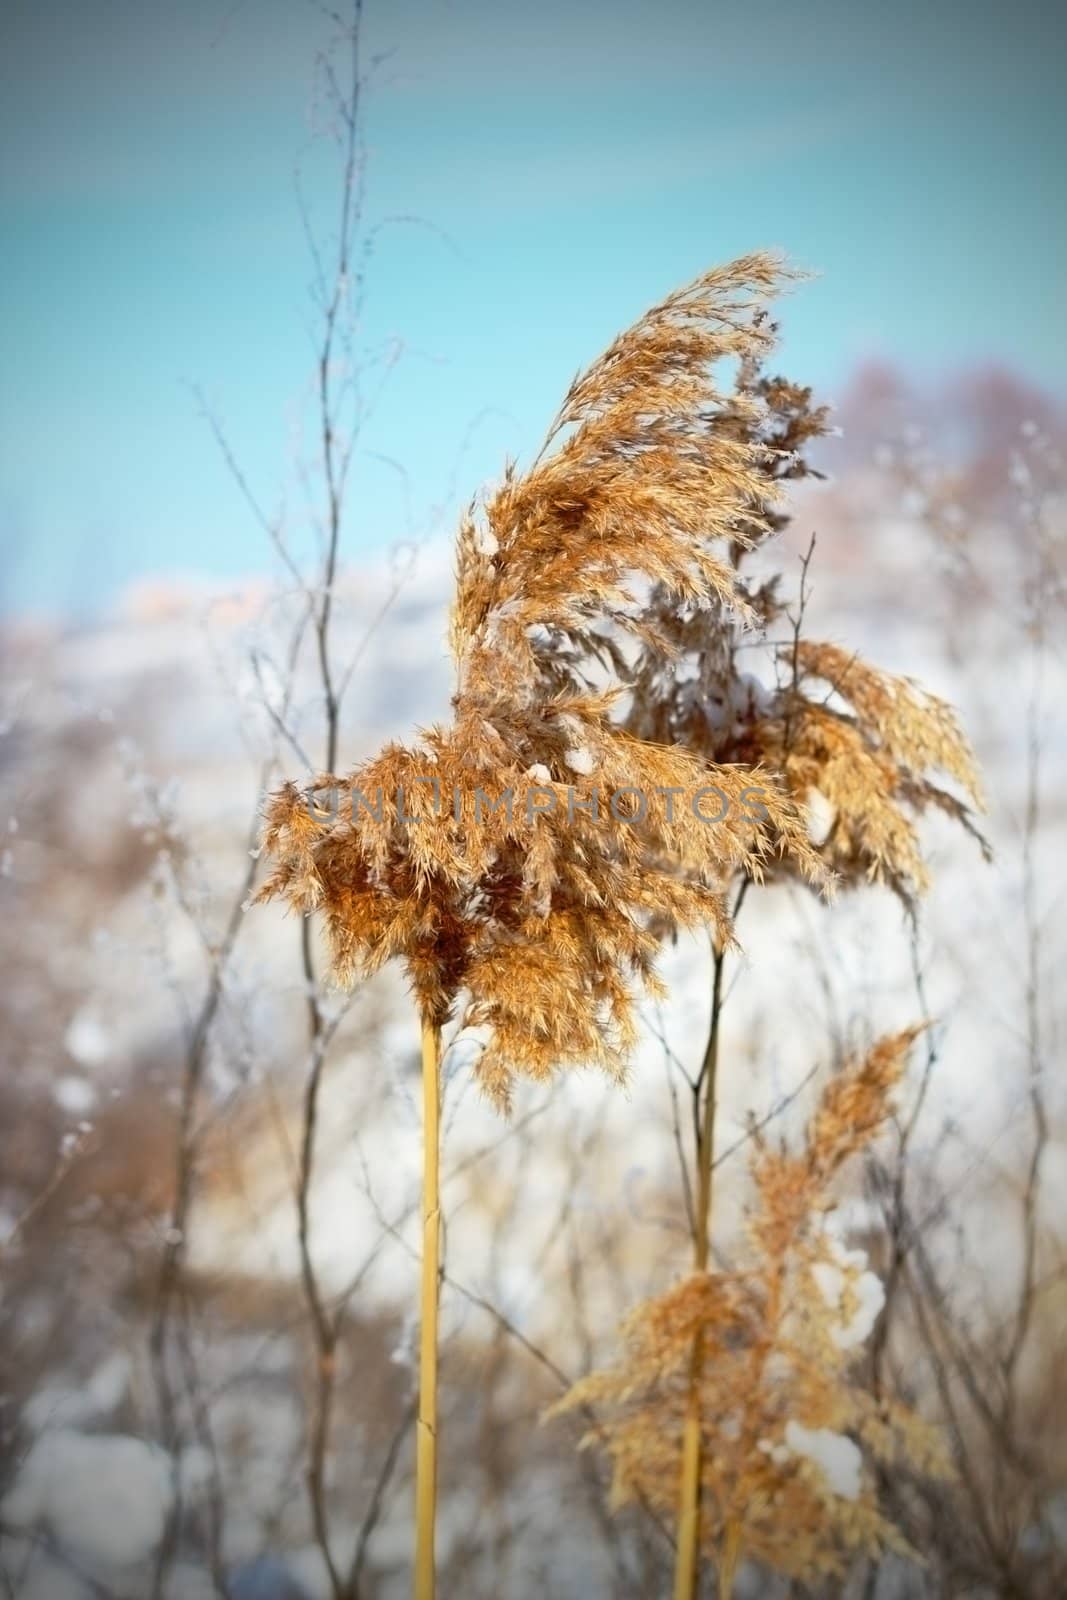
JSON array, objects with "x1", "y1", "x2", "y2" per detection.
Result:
[
  {"x1": 415, "y1": 1013, "x2": 441, "y2": 1600},
  {"x1": 719, "y1": 1517, "x2": 743, "y2": 1599},
  {"x1": 673, "y1": 937, "x2": 728, "y2": 1600}
]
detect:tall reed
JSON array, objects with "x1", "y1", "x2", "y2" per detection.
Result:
[
  {"x1": 550, "y1": 1030, "x2": 954, "y2": 1590},
  {"x1": 617, "y1": 275, "x2": 986, "y2": 1595},
  {"x1": 256, "y1": 255, "x2": 826, "y2": 1593}
]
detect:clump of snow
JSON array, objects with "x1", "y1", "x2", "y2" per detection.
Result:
[
  {"x1": 2, "y1": 1430, "x2": 172, "y2": 1567},
  {"x1": 783, "y1": 1421, "x2": 863, "y2": 1501},
  {"x1": 479, "y1": 595, "x2": 520, "y2": 647},
  {"x1": 804, "y1": 788, "x2": 836, "y2": 847},
  {"x1": 731, "y1": 672, "x2": 773, "y2": 718},
  {"x1": 64, "y1": 1010, "x2": 110, "y2": 1068},
  {"x1": 811, "y1": 1226, "x2": 886, "y2": 1351},
  {"x1": 563, "y1": 746, "x2": 595, "y2": 776},
  {"x1": 699, "y1": 673, "x2": 773, "y2": 742},
  {"x1": 525, "y1": 763, "x2": 552, "y2": 784},
  {"x1": 472, "y1": 523, "x2": 499, "y2": 558},
  {"x1": 52, "y1": 1074, "x2": 98, "y2": 1118}
]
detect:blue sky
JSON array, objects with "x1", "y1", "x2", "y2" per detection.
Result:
[{"x1": 2, "y1": 0, "x2": 1064, "y2": 614}]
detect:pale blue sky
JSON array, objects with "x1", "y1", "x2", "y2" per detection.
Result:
[{"x1": 2, "y1": 0, "x2": 1064, "y2": 614}]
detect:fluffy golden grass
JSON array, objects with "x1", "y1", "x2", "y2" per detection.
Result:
[
  {"x1": 257, "y1": 251, "x2": 831, "y2": 1600},
  {"x1": 627, "y1": 344, "x2": 987, "y2": 907},
  {"x1": 257, "y1": 249, "x2": 983, "y2": 1599},
  {"x1": 548, "y1": 1030, "x2": 951, "y2": 1588},
  {"x1": 257, "y1": 253, "x2": 830, "y2": 1114}
]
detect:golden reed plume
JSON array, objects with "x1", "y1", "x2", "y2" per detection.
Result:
[
  {"x1": 549, "y1": 1030, "x2": 952, "y2": 1590},
  {"x1": 257, "y1": 251, "x2": 982, "y2": 1597}
]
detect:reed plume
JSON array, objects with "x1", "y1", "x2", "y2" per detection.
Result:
[
  {"x1": 256, "y1": 253, "x2": 827, "y2": 1595},
  {"x1": 627, "y1": 342, "x2": 987, "y2": 904},
  {"x1": 549, "y1": 1029, "x2": 952, "y2": 1591},
  {"x1": 616, "y1": 279, "x2": 985, "y2": 1597}
]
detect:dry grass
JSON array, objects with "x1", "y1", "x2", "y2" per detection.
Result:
[
  {"x1": 255, "y1": 250, "x2": 989, "y2": 1599},
  {"x1": 256, "y1": 253, "x2": 831, "y2": 1114},
  {"x1": 627, "y1": 340, "x2": 987, "y2": 908},
  {"x1": 549, "y1": 1030, "x2": 951, "y2": 1588}
]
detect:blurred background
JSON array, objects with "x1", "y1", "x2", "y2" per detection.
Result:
[{"x1": 1, "y1": 2, "x2": 1065, "y2": 1596}]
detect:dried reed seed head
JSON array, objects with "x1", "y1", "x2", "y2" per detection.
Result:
[
  {"x1": 258, "y1": 252, "x2": 834, "y2": 1108},
  {"x1": 449, "y1": 252, "x2": 803, "y2": 714},
  {"x1": 548, "y1": 1029, "x2": 950, "y2": 1581},
  {"x1": 627, "y1": 336, "x2": 986, "y2": 908},
  {"x1": 255, "y1": 721, "x2": 817, "y2": 1109},
  {"x1": 258, "y1": 248, "x2": 981, "y2": 1105}
]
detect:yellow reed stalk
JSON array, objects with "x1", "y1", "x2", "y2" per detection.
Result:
[
  {"x1": 719, "y1": 1518, "x2": 744, "y2": 1599},
  {"x1": 673, "y1": 1339, "x2": 704, "y2": 1600},
  {"x1": 415, "y1": 1014, "x2": 441, "y2": 1600},
  {"x1": 550, "y1": 1029, "x2": 951, "y2": 1587}
]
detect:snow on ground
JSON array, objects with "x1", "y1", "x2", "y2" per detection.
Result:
[{"x1": 2, "y1": 1430, "x2": 172, "y2": 1568}]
